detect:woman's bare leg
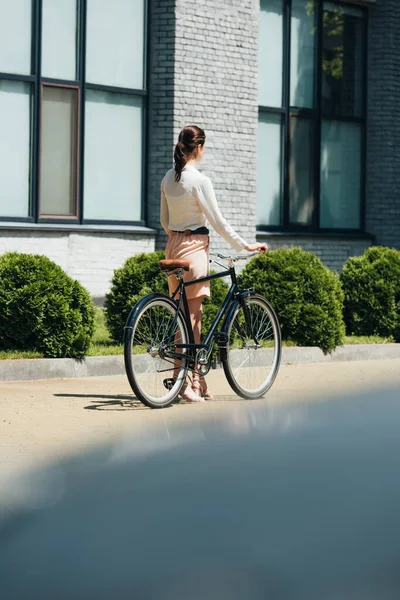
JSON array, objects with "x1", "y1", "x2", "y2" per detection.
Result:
[
  {"x1": 175, "y1": 296, "x2": 204, "y2": 402},
  {"x1": 187, "y1": 296, "x2": 203, "y2": 346},
  {"x1": 187, "y1": 296, "x2": 212, "y2": 399}
]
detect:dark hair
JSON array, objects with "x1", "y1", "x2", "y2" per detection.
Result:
[{"x1": 174, "y1": 125, "x2": 206, "y2": 182}]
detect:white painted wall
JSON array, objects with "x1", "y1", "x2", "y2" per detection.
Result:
[{"x1": 0, "y1": 230, "x2": 156, "y2": 299}]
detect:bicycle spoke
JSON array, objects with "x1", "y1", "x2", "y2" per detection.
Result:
[
  {"x1": 224, "y1": 297, "x2": 280, "y2": 398},
  {"x1": 126, "y1": 299, "x2": 188, "y2": 407}
]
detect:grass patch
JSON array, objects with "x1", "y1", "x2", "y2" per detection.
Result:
[
  {"x1": 87, "y1": 308, "x2": 124, "y2": 356},
  {"x1": 344, "y1": 335, "x2": 395, "y2": 345},
  {"x1": 0, "y1": 350, "x2": 44, "y2": 360},
  {"x1": 0, "y1": 310, "x2": 396, "y2": 360}
]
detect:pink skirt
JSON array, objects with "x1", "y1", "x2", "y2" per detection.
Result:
[{"x1": 165, "y1": 232, "x2": 210, "y2": 300}]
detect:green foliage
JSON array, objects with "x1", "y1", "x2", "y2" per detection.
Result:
[
  {"x1": 340, "y1": 246, "x2": 400, "y2": 341},
  {"x1": 105, "y1": 252, "x2": 168, "y2": 342},
  {"x1": 105, "y1": 253, "x2": 229, "y2": 343},
  {"x1": 0, "y1": 252, "x2": 95, "y2": 358},
  {"x1": 201, "y1": 272, "x2": 229, "y2": 339},
  {"x1": 239, "y1": 248, "x2": 345, "y2": 353}
]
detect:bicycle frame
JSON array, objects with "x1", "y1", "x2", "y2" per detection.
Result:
[{"x1": 164, "y1": 265, "x2": 252, "y2": 367}]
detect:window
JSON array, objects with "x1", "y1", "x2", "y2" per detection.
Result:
[
  {"x1": 257, "y1": 1, "x2": 367, "y2": 232},
  {"x1": 0, "y1": 0, "x2": 147, "y2": 224},
  {"x1": 0, "y1": 80, "x2": 31, "y2": 218},
  {"x1": 40, "y1": 85, "x2": 79, "y2": 217}
]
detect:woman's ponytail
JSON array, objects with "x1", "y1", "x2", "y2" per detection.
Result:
[
  {"x1": 174, "y1": 125, "x2": 206, "y2": 182},
  {"x1": 174, "y1": 140, "x2": 187, "y2": 182}
]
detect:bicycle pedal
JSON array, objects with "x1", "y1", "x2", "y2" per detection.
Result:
[
  {"x1": 216, "y1": 332, "x2": 228, "y2": 347},
  {"x1": 163, "y1": 378, "x2": 175, "y2": 390}
]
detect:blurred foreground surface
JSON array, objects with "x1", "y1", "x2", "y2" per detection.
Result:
[{"x1": 1, "y1": 373, "x2": 400, "y2": 598}]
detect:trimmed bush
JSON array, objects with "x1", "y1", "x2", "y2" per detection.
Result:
[
  {"x1": 0, "y1": 252, "x2": 95, "y2": 358},
  {"x1": 239, "y1": 248, "x2": 345, "y2": 353},
  {"x1": 202, "y1": 273, "x2": 229, "y2": 338},
  {"x1": 340, "y1": 246, "x2": 400, "y2": 341},
  {"x1": 105, "y1": 252, "x2": 168, "y2": 342},
  {"x1": 105, "y1": 252, "x2": 229, "y2": 342}
]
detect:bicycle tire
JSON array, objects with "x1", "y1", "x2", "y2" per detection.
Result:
[
  {"x1": 221, "y1": 293, "x2": 281, "y2": 399},
  {"x1": 124, "y1": 294, "x2": 190, "y2": 409}
]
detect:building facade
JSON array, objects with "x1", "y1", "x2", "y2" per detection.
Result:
[{"x1": 0, "y1": 0, "x2": 398, "y2": 301}]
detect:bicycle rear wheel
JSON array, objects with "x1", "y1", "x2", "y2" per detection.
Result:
[
  {"x1": 222, "y1": 294, "x2": 281, "y2": 399},
  {"x1": 124, "y1": 295, "x2": 189, "y2": 408}
]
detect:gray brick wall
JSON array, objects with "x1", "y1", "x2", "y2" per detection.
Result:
[
  {"x1": 148, "y1": 0, "x2": 259, "y2": 253},
  {"x1": 174, "y1": 0, "x2": 259, "y2": 254},
  {"x1": 147, "y1": 0, "x2": 176, "y2": 248},
  {"x1": 366, "y1": 0, "x2": 400, "y2": 249}
]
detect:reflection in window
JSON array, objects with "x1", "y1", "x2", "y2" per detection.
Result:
[
  {"x1": 0, "y1": 0, "x2": 32, "y2": 75},
  {"x1": 320, "y1": 120, "x2": 361, "y2": 229},
  {"x1": 322, "y1": 3, "x2": 365, "y2": 117},
  {"x1": 259, "y1": 0, "x2": 283, "y2": 108},
  {"x1": 290, "y1": 117, "x2": 314, "y2": 225},
  {"x1": 86, "y1": 0, "x2": 145, "y2": 89},
  {"x1": 42, "y1": 0, "x2": 78, "y2": 81},
  {"x1": 290, "y1": 0, "x2": 316, "y2": 108},
  {"x1": 84, "y1": 91, "x2": 143, "y2": 221},
  {"x1": 0, "y1": 80, "x2": 31, "y2": 218},
  {"x1": 41, "y1": 86, "x2": 79, "y2": 216},
  {"x1": 257, "y1": 113, "x2": 282, "y2": 227}
]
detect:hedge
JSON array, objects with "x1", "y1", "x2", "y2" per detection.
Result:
[
  {"x1": 105, "y1": 252, "x2": 229, "y2": 343},
  {"x1": 239, "y1": 248, "x2": 345, "y2": 353},
  {"x1": 0, "y1": 252, "x2": 95, "y2": 358},
  {"x1": 340, "y1": 246, "x2": 400, "y2": 341}
]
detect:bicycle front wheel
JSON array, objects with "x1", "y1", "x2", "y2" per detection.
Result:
[
  {"x1": 124, "y1": 296, "x2": 189, "y2": 408},
  {"x1": 222, "y1": 294, "x2": 281, "y2": 399}
]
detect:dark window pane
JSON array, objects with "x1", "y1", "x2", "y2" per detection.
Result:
[
  {"x1": 40, "y1": 86, "x2": 78, "y2": 217},
  {"x1": 289, "y1": 117, "x2": 314, "y2": 225},
  {"x1": 257, "y1": 113, "x2": 283, "y2": 226},
  {"x1": 322, "y1": 3, "x2": 365, "y2": 117},
  {"x1": 320, "y1": 120, "x2": 361, "y2": 229}
]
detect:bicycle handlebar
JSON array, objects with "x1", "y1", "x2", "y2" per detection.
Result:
[{"x1": 210, "y1": 251, "x2": 259, "y2": 262}]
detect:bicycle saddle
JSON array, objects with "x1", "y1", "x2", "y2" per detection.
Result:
[{"x1": 159, "y1": 260, "x2": 190, "y2": 271}]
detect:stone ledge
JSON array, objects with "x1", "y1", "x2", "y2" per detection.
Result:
[{"x1": 1, "y1": 344, "x2": 399, "y2": 383}]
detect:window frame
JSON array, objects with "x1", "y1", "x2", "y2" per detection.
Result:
[
  {"x1": 257, "y1": 0, "x2": 368, "y2": 235},
  {"x1": 0, "y1": 0, "x2": 149, "y2": 226}
]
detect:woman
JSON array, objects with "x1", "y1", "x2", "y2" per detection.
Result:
[{"x1": 161, "y1": 125, "x2": 267, "y2": 402}]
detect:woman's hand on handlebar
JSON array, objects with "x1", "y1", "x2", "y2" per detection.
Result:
[{"x1": 244, "y1": 242, "x2": 268, "y2": 253}]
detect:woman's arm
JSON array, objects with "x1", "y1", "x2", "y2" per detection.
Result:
[
  {"x1": 160, "y1": 184, "x2": 171, "y2": 235},
  {"x1": 195, "y1": 176, "x2": 247, "y2": 252}
]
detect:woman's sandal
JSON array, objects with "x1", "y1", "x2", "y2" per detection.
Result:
[
  {"x1": 192, "y1": 376, "x2": 214, "y2": 400},
  {"x1": 180, "y1": 383, "x2": 205, "y2": 403},
  {"x1": 163, "y1": 378, "x2": 204, "y2": 403}
]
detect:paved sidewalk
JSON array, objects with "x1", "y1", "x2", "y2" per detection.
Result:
[
  {"x1": 2, "y1": 344, "x2": 400, "y2": 382},
  {"x1": 1, "y1": 359, "x2": 399, "y2": 478}
]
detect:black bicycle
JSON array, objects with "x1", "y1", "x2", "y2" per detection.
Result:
[{"x1": 124, "y1": 252, "x2": 281, "y2": 408}]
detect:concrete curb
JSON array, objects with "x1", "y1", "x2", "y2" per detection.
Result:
[{"x1": 0, "y1": 344, "x2": 399, "y2": 383}]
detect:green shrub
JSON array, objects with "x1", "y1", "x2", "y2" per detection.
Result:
[
  {"x1": 202, "y1": 273, "x2": 229, "y2": 339},
  {"x1": 340, "y1": 246, "x2": 400, "y2": 341},
  {"x1": 105, "y1": 252, "x2": 168, "y2": 342},
  {"x1": 105, "y1": 252, "x2": 229, "y2": 343},
  {"x1": 239, "y1": 248, "x2": 345, "y2": 353},
  {"x1": 0, "y1": 252, "x2": 95, "y2": 358}
]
